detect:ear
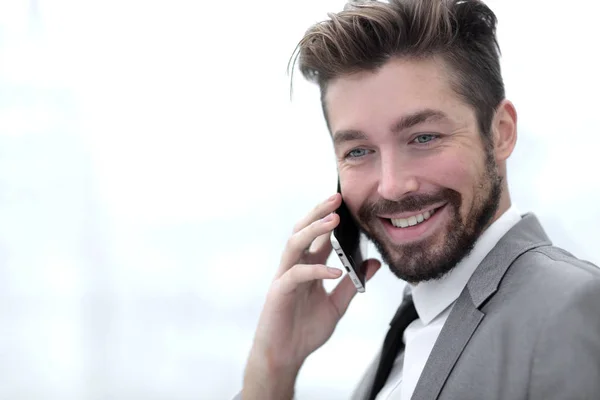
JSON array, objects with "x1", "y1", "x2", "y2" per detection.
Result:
[{"x1": 491, "y1": 99, "x2": 518, "y2": 162}]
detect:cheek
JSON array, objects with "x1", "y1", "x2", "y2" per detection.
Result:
[
  {"x1": 339, "y1": 168, "x2": 375, "y2": 215},
  {"x1": 425, "y1": 153, "x2": 479, "y2": 200}
]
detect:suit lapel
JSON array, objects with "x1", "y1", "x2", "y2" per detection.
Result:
[
  {"x1": 410, "y1": 213, "x2": 552, "y2": 400},
  {"x1": 410, "y1": 285, "x2": 484, "y2": 400}
]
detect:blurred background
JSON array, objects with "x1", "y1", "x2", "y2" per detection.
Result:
[{"x1": 1, "y1": 0, "x2": 599, "y2": 399}]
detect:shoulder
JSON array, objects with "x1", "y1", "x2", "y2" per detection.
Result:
[
  {"x1": 521, "y1": 248, "x2": 600, "y2": 398},
  {"x1": 518, "y1": 244, "x2": 600, "y2": 318},
  {"x1": 482, "y1": 243, "x2": 600, "y2": 332},
  {"x1": 506, "y1": 244, "x2": 600, "y2": 302},
  {"x1": 525, "y1": 245, "x2": 599, "y2": 278}
]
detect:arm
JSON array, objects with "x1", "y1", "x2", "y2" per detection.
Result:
[{"x1": 528, "y1": 277, "x2": 600, "y2": 399}]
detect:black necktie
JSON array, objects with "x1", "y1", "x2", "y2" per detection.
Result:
[{"x1": 367, "y1": 293, "x2": 419, "y2": 400}]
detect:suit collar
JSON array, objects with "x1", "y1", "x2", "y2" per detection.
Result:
[
  {"x1": 467, "y1": 212, "x2": 552, "y2": 307},
  {"x1": 410, "y1": 213, "x2": 552, "y2": 400}
]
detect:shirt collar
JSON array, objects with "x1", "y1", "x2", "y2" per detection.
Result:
[{"x1": 410, "y1": 205, "x2": 522, "y2": 325}]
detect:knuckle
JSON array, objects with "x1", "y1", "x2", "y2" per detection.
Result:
[
  {"x1": 313, "y1": 202, "x2": 328, "y2": 219},
  {"x1": 306, "y1": 264, "x2": 324, "y2": 276},
  {"x1": 292, "y1": 221, "x2": 304, "y2": 234},
  {"x1": 308, "y1": 218, "x2": 322, "y2": 230},
  {"x1": 284, "y1": 265, "x2": 302, "y2": 283},
  {"x1": 311, "y1": 219, "x2": 332, "y2": 236},
  {"x1": 286, "y1": 234, "x2": 300, "y2": 251},
  {"x1": 313, "y1": 201, "x2": 324, "y2": 213},
  {"x1": 289, "y1": 264, "x2": 320, "y2": 281}
]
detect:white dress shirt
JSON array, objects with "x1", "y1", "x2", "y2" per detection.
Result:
[{"x1": 375, "y1": 205, "x2": 522, "y2": 400}]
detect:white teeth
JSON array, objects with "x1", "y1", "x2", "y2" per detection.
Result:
[{"x1": 390, "y1": 208, "x2": 436, "y2": 228}]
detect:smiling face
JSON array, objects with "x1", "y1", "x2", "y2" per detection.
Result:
[{"x1": 326, "y1": 56, "x2": 507, "y2": 283}]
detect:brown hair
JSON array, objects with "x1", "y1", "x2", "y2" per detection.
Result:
[{"x1": 292, "y1": 0, "x2": 504, "y2": 142}]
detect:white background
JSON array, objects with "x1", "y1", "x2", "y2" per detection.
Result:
[{"x1": 0, "y1": 0, "x2": 599, "y2": 399}]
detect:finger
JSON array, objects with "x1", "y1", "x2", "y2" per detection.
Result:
[
  {"x1": 276, "y1": 264, "x2": 343, "y2": 295},
  {"x1": 277, "y1": 213, "x2": 339, "y2": 277},
  {"x1": 330, "y1": 259, "x2": 382, "y2": 317},
  {"x1": 307, "y1": 231, "x2": 333, "y2": 261},
  {"x1": 292, "y1": 193, "x2": 341, "y2": 234}
]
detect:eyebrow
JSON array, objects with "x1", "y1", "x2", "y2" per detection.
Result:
[
  {"x1": 391, "y1": 109, "x2": 448, "y2": 133},
  {"x1": 332, "y1": 109, "x2": 449, "y2": 146},
  {"x1": 332, "y1": 129, "x2": 368, "y2": 146}
]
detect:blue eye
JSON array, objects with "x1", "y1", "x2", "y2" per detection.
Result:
[
  {"x1": 414, "y1": 134, "x2": 437, "y2": 144},
  {"x1": 346, "y1": 148, "x2": 369, "y2": 159}
]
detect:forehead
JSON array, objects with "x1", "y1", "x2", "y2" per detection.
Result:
[{"x1": 324, "y1": 57, "x2": 473, "y2": 135}]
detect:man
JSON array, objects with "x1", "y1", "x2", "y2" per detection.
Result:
[{"x1": 236, "y1": 0, "x2": 600, "y2": 399}]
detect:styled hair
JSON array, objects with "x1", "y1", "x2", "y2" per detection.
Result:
[{"x1": 292, "y1": 0, "x2": 504, "y2": 142}]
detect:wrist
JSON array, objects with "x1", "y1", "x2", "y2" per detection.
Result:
[{"x1": 241, "y1": 349, "x2": 301, "y2": 400}]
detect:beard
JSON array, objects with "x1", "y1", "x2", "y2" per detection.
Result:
[{"x1": 356, "y1": 150, "x2": 503, "y2": 284}]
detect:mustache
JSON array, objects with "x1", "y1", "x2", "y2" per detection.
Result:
[{"x1": 358, "y1": 189, "x2": 460, "y2": 219}]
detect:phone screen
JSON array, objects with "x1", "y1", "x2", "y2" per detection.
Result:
[{"x1": 333, "y1": 182, "x2": 366, "y2": 288}]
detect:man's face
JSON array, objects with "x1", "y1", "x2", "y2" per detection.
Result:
[{"x1": 326, "y1": 57, "x2": 502, "y2": 283}]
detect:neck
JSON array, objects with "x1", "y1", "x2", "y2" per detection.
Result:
[{"x1": 490, "y1": 180, "x2": 512, "y2": 226}]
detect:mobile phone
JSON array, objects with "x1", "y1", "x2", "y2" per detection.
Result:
[{"x1": 330, "y1": 182, "x2": 366, "y2": 293}]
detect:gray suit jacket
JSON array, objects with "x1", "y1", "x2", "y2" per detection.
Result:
[{"x1": 351, "y1": 213, "x2": 600, "y2": 400}]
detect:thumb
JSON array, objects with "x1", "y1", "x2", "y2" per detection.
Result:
[{"x1": 331, "y1": 258, "x2": 382, "y2": 317}]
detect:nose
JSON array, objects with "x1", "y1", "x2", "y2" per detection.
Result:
[{"x1": 377, "y1": 151, "x2": 419, "y2": 200}]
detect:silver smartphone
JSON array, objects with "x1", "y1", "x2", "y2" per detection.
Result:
[{"x1": 330, "y1": 183, "x2": 367, "y2": 293}]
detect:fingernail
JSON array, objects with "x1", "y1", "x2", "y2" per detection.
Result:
[
  {"x1": 322, "y1": 213, "x2": 334, "y2": 222},
  {"x1": 328, "y1": 193, "x2": 338, "y2": 201}
]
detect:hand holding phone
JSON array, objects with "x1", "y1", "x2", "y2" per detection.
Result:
[{"x1": 241, "y1": 193, "x2": 381, "y2": 399}]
